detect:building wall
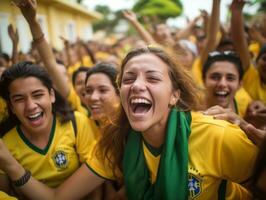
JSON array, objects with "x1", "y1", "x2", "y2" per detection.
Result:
[{"x1": 0, "y1": 0, "x2": 96, "y2": 55}]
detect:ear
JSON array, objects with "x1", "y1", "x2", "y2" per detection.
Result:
[
  {"x1": 169, "y1": 90, "x2": 180, "y2": 106},
  {"x1": 50, "y1": 89, "x2": 56, "y2": 103}
]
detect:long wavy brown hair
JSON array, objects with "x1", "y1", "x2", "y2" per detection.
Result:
[{"x1": 96, "y1": 46, "x2": 200, "y2": 180}]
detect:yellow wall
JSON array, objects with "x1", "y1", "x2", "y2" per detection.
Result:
[{"x1": 0, "y1": 0, "x2": 97, "y2": 53}]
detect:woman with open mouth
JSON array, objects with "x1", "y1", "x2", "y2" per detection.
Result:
[
  {"x1": 202, "y1": 51, "x2": 250, "y2": 118},
  {"x1": 0, "y1": 43, "x2": 258, "y2": 199},
  {"x1": 0, "y1": 62, "x2": 95, "y2": 197}
]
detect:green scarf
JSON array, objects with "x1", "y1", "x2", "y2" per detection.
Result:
[{"x1": 123, "y1": 109, "x2": 191, "y2": 200}]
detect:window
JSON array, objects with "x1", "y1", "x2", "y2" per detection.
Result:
[
  {"x1": 16, "y1": 15, "x2": 31, "y2": 53},
  {"x1": 37, "y1": 15, "x2": 49, "y2": 42},
  {"x1": 65, "y1": 21, "x2": 76, "y2": 43},
  {"x1": 0, "y1": 12, "x2": 12, "y2": 55}
]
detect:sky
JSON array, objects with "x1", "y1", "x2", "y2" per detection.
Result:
[{"x1": 83, "y1": 0, "x2": 258, "y2": 28}]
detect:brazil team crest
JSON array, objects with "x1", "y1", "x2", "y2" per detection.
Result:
[
  {"x1": 52, "y1": 150, "x2": 68, "y2": 169},
  {"x1": 188, "y1": 173, "x2": 202, "y2": 199}
]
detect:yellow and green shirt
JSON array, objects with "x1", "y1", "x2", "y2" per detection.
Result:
[
  {"x1": 86, "y1": 112, "x2": 257, "y2": 199},
  {"x1": 243, "y1": 65, "x2": 266, "y2": 104},
  {"x1": 1, "y1": 112, "x2": 96, "y2": 187}
]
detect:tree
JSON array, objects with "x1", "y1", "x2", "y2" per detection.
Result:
[
  {"x1": 254, "y1": 0, "x2": 266, "y2": 12},
  {"x1": 92, "y1": 5, "x2": 122, "y2": 34},
  {"x1": 133, "y1": 0, "x2": 183, "y2": 22}
]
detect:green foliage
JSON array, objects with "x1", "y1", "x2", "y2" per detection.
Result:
[
  {"x1": 251, "y1": 0, "x2": 266, "y2": 12},
  {"x1": 133, "y1": 0, "x2": 183, "y2": 22}
]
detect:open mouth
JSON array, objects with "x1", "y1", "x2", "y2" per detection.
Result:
[
  {"x1": 214, "y1": 91, "x2": 229, "y2": 97},
  {"x1": 130, "y1": 98, "x2": 152, "y2": 114},
  {"x1": 27, "y1": 112, "x2": 43, "y2": 122}
]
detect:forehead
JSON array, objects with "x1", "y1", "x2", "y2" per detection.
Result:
[
  {"x1": 123, "y1": 53, "x2": 169, "y2": 74},
  {"x1": 207, "y1": 61, "x2": 239, "y2": 75},
  {"x1": 9, "y1": 77, "x2": 47, "y2": 94},
  {"x1": 86, "y1": 73, "x2": 113, "y2": 87}
]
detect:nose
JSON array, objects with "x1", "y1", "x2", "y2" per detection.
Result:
[
  {"x1": 25, "y1": 98, "x2": 38, "y2": 111},
  {"x1": 90, "y1": 90, "x2": 100, "y2": 101},
  {"x1": 131, "y1": 77, "x2": 146, "y2": 93},
  {"x1": 217, "y1": 77, "x2": 227, "y2": 87}
]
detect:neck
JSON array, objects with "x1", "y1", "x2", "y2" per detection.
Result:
[
  {"x1": 142, "y1": 121, "x2": 167, "y2": 148},
  {"x1": 20, "y1": 115, "x2": 54, "y2": 148}
]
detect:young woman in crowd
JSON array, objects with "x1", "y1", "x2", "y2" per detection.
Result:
[
  {"x1": 0, "y1": 62, "x2": 95, "y2": 196},
  {"x1": 0, "y1": 45, "x2": 257, "y2": 199},
  {"x1": 202, "y1": 51, "x2": 251, "y2": 118}
]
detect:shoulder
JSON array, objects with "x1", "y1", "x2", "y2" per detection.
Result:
[
  {"x1": 190, "y1": 111, "x2": 246, "y2": 139},
  {"x1": 2, "y1": 127, "x2": 19, "y2": 141}
]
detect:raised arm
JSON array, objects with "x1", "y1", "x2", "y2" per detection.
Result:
[
  {"x1": 7, "y1": 24, "x2": 19, "y2": 65},
  {"x1": 15, "y1": 0, "x2": 70, "y2": 98},
  {"x1": 0, "y1": 138, "x2": 104, "y2": 200},
  {"x1": 122, "y1": 10, "x2": 156, "y2": 45},
  {"x1": 230, "y1": 0, "x2": 250, "y2": 72},
  {"x1": 200, "y1": 0, "x2": 221, "y2": 65},
  {"x1": 175, "y1": 15, "x2": 201, "y2": 40}
]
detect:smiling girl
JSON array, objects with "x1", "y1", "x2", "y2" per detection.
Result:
[{"x1": 0, "y1": 46, "x2": 258, "y2": 200}]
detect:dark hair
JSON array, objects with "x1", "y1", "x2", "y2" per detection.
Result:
[
  {"x1": 202, "y1": 51, "x2": 244, "y2": 81},
  {"x1": 72, "y1": 66, "x2": 89, "y2": 86},
  {"x1": 85, "y1": 62, "x2": 119, "y2": 95},
  {"x1": 0, "y1": 53, "x2": 10, "y2": 62},
  {"x1": 0, "y1": 61, "x2": 74, "y2": 136}
]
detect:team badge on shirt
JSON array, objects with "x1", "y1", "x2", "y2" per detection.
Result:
[
  {"x1": 52, "y1": 150, "x2": 69, "y2": 169},
  {"x1": 188, "y1": 171, "x2": 202, "y2": 199}
]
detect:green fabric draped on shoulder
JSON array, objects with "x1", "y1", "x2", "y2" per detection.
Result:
[{"x1": 123, "y1": 109, "x2": 191, "y2": 200}]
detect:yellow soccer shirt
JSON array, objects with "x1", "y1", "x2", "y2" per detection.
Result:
[
  {"x1": 67, "y1": 85, "x2": 90, "y2": 117},
  {"x1": 86, "y1": 112, "x2": 257, "y2": 199},
  {"x1": 234, "y1": 87, "x2": 252, "y2": 118},
  {"x1": 1, "y1": 112, "x2": 96, "y2": 187},
  {"x1": 0, "y1": 97, "x2": 8, "y2": 123},
  {"x1": 0, "y1": 192, "x2": 17, "y2": 200},
  {"x1": 191, "y1": 57, "x2": 204, "y2": 88},
  {"x1": 243, "y1": 65, "x2": 266, "y2": 104}
]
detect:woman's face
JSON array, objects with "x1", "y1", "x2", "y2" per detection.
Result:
[
  {"x1": 120, "y1": 53, "x2": 179, "y2": 134},
  {"x1": 85, "y1": 73, "x2": 120, "y2": 121},
  {"x1": 204, "y1": 61, "x2": 241, "y2": 109},
  {"x1": 9, "y1": 77, "x2": 55, "y2": 134},
  {"x1": 74, "y1": 71, "x2": 87, "y2": 104}
]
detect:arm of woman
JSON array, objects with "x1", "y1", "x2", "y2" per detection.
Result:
[
  {"x1": 200, "y1": 0, "x2": 221, "y2": 65},
  {"x1": 230, "y1": 0, "x2": 251, "y2": 72},
  {"x1": 0, "y1": 139, "x2": 104, "y2": 200},
  {"x1": 7, "y1": 24, "x2": 19, "y2": 65},
  {"x1": 122, "y1": 10, "x2": 156, "y2": 45},
  {"x1": 14, "y1": 0, "x2": 70, "y2": 98},
  {"x1": 203, "y1": 105, "x2": 265, "y2": 146}
]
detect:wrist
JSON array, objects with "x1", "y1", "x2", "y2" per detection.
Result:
[{"x1": 5, "y1": 162, "x2": 25, "y2": 181}]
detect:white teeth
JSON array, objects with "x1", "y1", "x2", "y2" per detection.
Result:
[
  {"x1": 28, "y1": 112, "x2": 42, "y2": 119},
  {"x1": 131, "y1": 98, "x2": 151, "y2": 104},
  {"x1": 215, "y1": 91, "x2": 228, "y2": 96},
  {"x1": 91, "y1": 105, "x2": 100, "y2": 109}
]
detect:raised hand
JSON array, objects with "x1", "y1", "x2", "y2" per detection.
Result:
[
  {"x1": 122, "y1": 10, "x2": 138, "y2": 22},
  {"x1": 12, "y1": 0, "x2": 37, "y2": 23},
  {"x1": 230, "y1": 0, "x2": 246, "y2": 12},
  {"x1": 7, "y1": 24, "x2": 19, "y2": 44}
]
